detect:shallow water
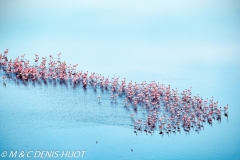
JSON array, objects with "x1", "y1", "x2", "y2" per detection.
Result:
[
  {"x1": 1, "y1": 1, "x2": 240, "y2": 159},
  {"x1": 0, "y1": 63, "x2": 239, "y2": 160}
]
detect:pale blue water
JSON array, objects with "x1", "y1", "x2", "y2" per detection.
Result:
[
  {"x1": 0, "y1": 64, "x2": 239, "y2": 159},
  {"x1": 1, "y1": 1, "x2": 240, "y2": 159}
]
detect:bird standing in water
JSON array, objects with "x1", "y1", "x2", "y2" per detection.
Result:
[
  {"x1": 0, "y1": 50, "x2": 229, "y2": 137},
  {"x1": 97, "y1": 95, "x2": 101, "y2": 103}
]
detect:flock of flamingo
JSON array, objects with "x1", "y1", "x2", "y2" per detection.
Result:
[{"x1": 0, "y1": 49, "x2": 229, "y2": 136}]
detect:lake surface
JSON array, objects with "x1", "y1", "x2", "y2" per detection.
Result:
[
  {"x1": 1, "y1": 1, "x2": 240, "y2": 159},
  {"x1": 0, "y1": 61, "x2": 239, "y2": 160}
]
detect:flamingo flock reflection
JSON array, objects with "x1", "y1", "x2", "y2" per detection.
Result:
[{"x1": 0, "y1": 49, "x2": 229, "y2": 136}]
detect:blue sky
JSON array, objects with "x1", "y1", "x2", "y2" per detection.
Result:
[{"x1": 0, "y1": 0, "x2": 240, "y2": 75}]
